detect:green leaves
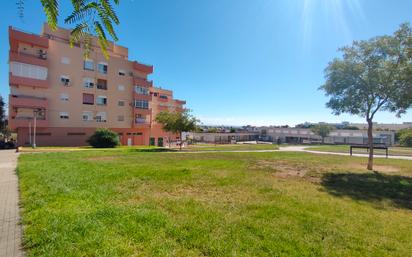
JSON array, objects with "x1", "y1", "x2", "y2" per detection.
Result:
[
  {"x1": 19, "y1": 0, "x2": 120, "y2": 59},
  {"x1": 155, "y1": 110, "x2": 198, "y2": 135},
  {"x1": 321, "y1": 22, "x2": 412, "y2": 120}
]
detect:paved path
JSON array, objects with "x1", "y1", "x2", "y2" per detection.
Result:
[
  {"x1": 0, "y1": 150, "x2": 23, "y2": 257},
  {"x1": 177, "y1": 146, "x2": 412, "y2": 160},
  {"x1": 278, "y1": 146, "x2": 412, "y2": 160}
]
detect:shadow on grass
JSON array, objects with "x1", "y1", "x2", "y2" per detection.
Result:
[
  {"x1": 131, "y1": 148, "x2": 178, "y2": 153},
  {"x1": 321, "y1": 172, "x2": 412, "y2": 210}
]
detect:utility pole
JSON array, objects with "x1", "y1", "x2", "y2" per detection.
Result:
[
  {"x1": 33, "y1": 110, "x2": 37, "y2": 148},
  {"x1": 29, "y1": 121, "x2": 32, "y2": 146}
]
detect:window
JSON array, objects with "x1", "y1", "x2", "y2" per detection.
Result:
[
  {"x1": 83, "y1": 78, "x2": 94, "y2": 88},
  {"x1": 118, "y1": 69, "x2": 126, "y2": 76},
  {"x1": 159, "y1": 94, "x2": 168, "y2": 100},
  {"x1": 118, "y1": 85, "x2": 125, "y2": 91},
  {"x1": 135, "y1": 114, "x2": 146, "y2": 124},
  {"x1": 10, "y1": 62, "x2": 48, "y2": 80},
  {"x1": 60, "y1": 93, "x2": 69, "y2": 101},
  {"x1": 135, "y1": 86, "x2": 149, "y2": 95},
  {"x1": 84, "y1": 59, "x2": 94, "y2": 71},
  {"x1": 117, "y1": 115, "x2": 124, "y2": 121},
  {"x1": 60, "y1": 75, "x2": 70, "y2": 86},
  {"x1": 134, "y1": 100, "x2": 149, "y2": 109},
  {"x1": 83, "y1": 93, "x2": 94, "y2": 105},
  {"x1": 97, "y1": 79, "x2": 107, "y2": 90},
  {"x1": 59, "y1": 112, "x2": 69, "y2": 119},
  {"x1": 95, "y1": 112, "x2": 107, "y2": 122},
  {"x1": 82, "y1": 111, "x2": 93, "y2": 121},
  {"x1": 98, "y1": 62, "x2": 108, "y2": 74},
  {"x1": 61, "y1": 57, "x2": 70, "y2": 64},
  {"x1": 96, "y1": 96, "x2": 107, "y2": 105},
  {"x1": 118, "y1": 100, "x2": 125, "y2": 107}
]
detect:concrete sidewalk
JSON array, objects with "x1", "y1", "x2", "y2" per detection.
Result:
[{"x1": 0, "y1": 150, "x2": 23, "y2": 257}]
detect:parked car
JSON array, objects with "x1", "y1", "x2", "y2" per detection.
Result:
[{"x1": 0, "y1": 140, "x2": 16, "y2": 149}]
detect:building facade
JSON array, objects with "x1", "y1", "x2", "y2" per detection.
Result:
[
  {"x1": 8, "y1": 24, "x2": 185, "y2": 146},
  {"x1": 260, "y1": 128, "x2": 395, "y2": 146}
]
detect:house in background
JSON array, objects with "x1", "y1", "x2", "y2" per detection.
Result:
[{"x1": 8, "y1": 24, "x2": 185, "y2": 146}]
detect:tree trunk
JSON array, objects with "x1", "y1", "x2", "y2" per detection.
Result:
[
  {"x1": 367, "y1": 119, "x2": 374, "y2": 170},
  {"x1": 180, "y1": 131, "x2": 182, "y2": 151}
]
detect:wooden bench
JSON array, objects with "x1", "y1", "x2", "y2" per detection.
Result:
[{"x1": 350, "y1": 145, "x2": 389, "y2": 158}]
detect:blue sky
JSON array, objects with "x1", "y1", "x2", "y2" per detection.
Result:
[{"x1": 1, "y1": 0, "x2": 412, "y2": 126}]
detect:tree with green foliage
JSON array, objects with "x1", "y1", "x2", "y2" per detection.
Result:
[
  {"x1": 87, "y1": 128, "x2": 119, "y2": 148},
  {"x1": 320, "y1": 23, "x2": 412, "y2": 170},
  {"x1": 0, "y1": 96, "x2": 5, "y2": 132},
  {"x1": 399, "y1": 130, "x2": 412, "y2": 147},
  {"x1": 155, "y1": 110, "x2": 198, "y2": 150},
  {"x1": 17, "y1": 0, "x2": 120, "y2": 58},
  {"x1": 310, "y1": 124, "x2": 335, "y2": 144}
]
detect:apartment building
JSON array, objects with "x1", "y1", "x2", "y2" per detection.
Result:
[{"x1": 8, "y1": 24, "x2": 186, "y2": 146}]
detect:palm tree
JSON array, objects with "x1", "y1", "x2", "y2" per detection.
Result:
[{"x1": 17, "y1": 0, "x2": 120, "y2": 58}]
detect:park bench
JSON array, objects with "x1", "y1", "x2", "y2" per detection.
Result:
[{"x1": 349, "y1": 144, "x2": 388, "y2": 158}]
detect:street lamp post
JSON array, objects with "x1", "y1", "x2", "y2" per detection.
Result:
[{"x1": 32, "y1": 108, "x2": 43, "y2": 149}]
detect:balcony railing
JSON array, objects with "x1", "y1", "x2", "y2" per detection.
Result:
[
  {"x1": 9, "y1": 26, "x2": 49, "y2": 48},
  {"x1": 9, "y1": 116, "x2": 48, "y2": 129},
  {"x1": 9, "y1": 94, "x2": 48, "y2": 109},
  {"x1": 9, "y1": 73, "x2": 49, "y2": 88},
  {"x1": 133, "y1": 61, "x2": 153, "y2": 74},
  {"x1": 9, "y1": 51, "x2": 48, "y2": 67}
]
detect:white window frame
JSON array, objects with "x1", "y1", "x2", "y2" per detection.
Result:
[
  {"x1": 134, "y1": 100, "x2": 149, "y2": 109},
  {"x1": 96, "y1": 96, "x2": 107, "y2": 105},
  {"x1": 60, "y1": 93, "x2": 69, "y2": 101},
  {"x1": 95, "y1": 112, "x2": 107, "y2": 122},
  {"x1": 84, "y1": 59, "x2": 94, "y2": 71},
  {"x1": 10, "y1": 62, "x2": 48, "y2": 80},
  {"x1": 82, "y1": 111, "x2": 93, "y2": 121},
  {"x1": 134, "y1": 86, "x2": 149, "y2": 95},
  {"x1": 59, "y1": 112, "x2": 69, "y2": 119},
  {"x1": 61, "y1": 57, "x2": 70, "y2": 64},
  {"x1": 60, "y1": 75, "x2": 70, "y2": 86},
  {"x1": 83, "y1": 77, "x2": 95, "y2": 89},
  {"x1": 118, "y1": 100, "x2": 125, "y2": 107},
  {"x1": 118, "y1": 85, "x2": 125, "y2": 91},
  {"x1": 98, "y1": 62, "x2": 108, "y2": 74}
]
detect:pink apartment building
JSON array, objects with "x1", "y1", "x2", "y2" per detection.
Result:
[{"x1": 8, "y1": 24, "x2": 186, "y2": 146}]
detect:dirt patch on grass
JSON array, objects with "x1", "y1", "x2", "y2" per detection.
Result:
[
  {"x1": 85, "y1": 156, "x2": 119, "y2": 161},
  {"x1": 250, "y1": 160, "x2": 323, "y2": 181}
]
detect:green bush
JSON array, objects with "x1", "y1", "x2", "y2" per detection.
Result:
[
  {"x1": 399, "y1": 131, "x2": 412, "y2": 147},
  {"x1": 87, "y1": 128, "x2": 119, "y2": 148}
]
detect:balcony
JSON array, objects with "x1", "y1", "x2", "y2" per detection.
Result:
[
  {"x1": 134, "y1": 108, "x2": 151, "y2": 115},
  {"x1": 133, "y1": 61, "x2": 153, "y2": 74},
  {"x1": 175, "y1": 99, "x2": 186, "y2": 105},
  {"x1": 9, "y1": 73, "x2": 49, "y2": 88},
  {"x1": 158, "y1": 97, "x2": 169, "y2": 103},
  {"x1": 9, "y1": 117, "x2": 48, "y2": 130},
  {"x1": 9, "y1": 26, "x2": 49, "y2": 48},
  {"x1": 9, "y1": 95, "x2": 48, "y2": 109},
  {"x1": 9, "y1": 51, "x2": 48, "y2": 67},
  {"x1": 133, "y1": 77, "x2": 153, "y2": 87},
  {"x1": 133, "y1": 118, "x2": 150, "y2": 128},
  {"x1": 133, "y1": 93, "x2": 152, "y2": 101}
]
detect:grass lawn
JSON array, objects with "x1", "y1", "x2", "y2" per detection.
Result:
[
  {"x1": 185, "y1": 143, "x2": 278, "y2": 151},
  {"x1": 18, "y1": 149, "x2": 412, "y2": 256},
  {"x1": 306, "y1": 145, "x2": 412, "y2": 157}
]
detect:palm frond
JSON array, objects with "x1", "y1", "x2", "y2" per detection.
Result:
[{"x1": 40, "y1": 0, "x2": 59, "y2": 30}]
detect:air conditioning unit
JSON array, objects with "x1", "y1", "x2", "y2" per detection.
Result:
[{"x1": 61, "y1": 77, "x2": 70, "y2": 86}]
